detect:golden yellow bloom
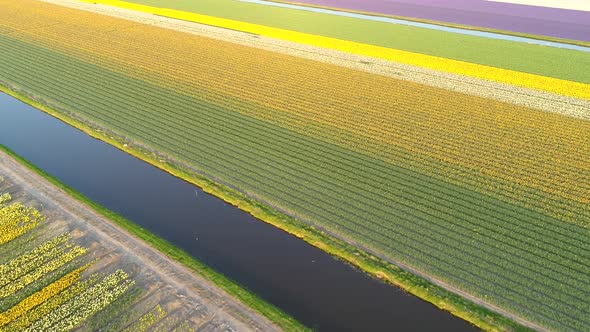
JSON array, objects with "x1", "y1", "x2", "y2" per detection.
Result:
[
  {"x1": 0, "y1": 264, "x2": 88, "y2": 327},
  {"x1": 0, "y1": 202, "x2": 43, "y2": 245}
]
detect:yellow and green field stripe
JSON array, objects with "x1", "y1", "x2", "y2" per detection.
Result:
[{"x1": 80, "y1": 0, "x2": 590, "y2": 100}]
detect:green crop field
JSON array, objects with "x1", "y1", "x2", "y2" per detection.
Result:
[
  {"x1": 125, "y1": 0, "x2": 590, "y2": 83},
  {"x1": 1, "y1": 26, "x2": 589, "y2": 331},
  {"x1": 1, "y1": 0, "x2": 590, "y2": 331}
]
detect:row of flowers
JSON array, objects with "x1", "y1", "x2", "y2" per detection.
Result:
[
  {"x1": 0, "y1": 193, "x2": 11, "y2": 205},
  {"x1": 0, "y1": 274, "x2": 99, "y2": 332},
  {"x1": 0, "y1": 192, "x2": 148, "y2": 331},
  {"x1": 123, "y1": 304, "x2": 167, "y2": 332},
  {"x1": 0, "y1": 233, "x2": 70, "y2": 285},
  {"x1": 0, "y1": 244, "x2": 87, "y2": 299},
  {"x1": 0, "y1": 201, "x2": 44, "y2": 245},
  {"x1": 25, "y1": 269, "x2": 134, "y2": 331},
  {"x1": 0, "y1": 264, "x2": 87, "y2": 327}
]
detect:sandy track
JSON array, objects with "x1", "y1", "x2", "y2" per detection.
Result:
[
  {"x1": 40, "y1": 0, "x2": 590, "y2": 121},
  {"x1": 0, "y1": 150, "x2": 280, "y2": 332}
]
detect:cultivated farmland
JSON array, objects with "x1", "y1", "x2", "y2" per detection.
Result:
[
  {"x1": 87, "y1": 0, "x2": 590, "y2": 83},
  {"x1": 73, "y1": 0, "x2": 590, "y2": 100},
  {"x1": 1, "y1": 0, "x2": 589, "y2": 331}
]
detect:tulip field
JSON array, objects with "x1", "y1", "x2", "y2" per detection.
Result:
[
  {"x1": 0, "y1": 166, "x2": 262, "y2": 331},
  {"x1": 0, "y1": 185, "x2": 137, "y2": 330},
  {"x1": 84, "y1": 0, "x2": 590, "y2": 85},
  {"x1": 1, "y1": 0, "x2": 589, "y2": 331}
]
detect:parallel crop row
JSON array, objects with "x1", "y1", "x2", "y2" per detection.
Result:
[
  {"x1": 0, "y1": 201, "x2": 44, "y2": 245},
  {"x1": 0, "y1": 32, "x2": 588, "y2": 331},
  {"x1": 3, "y1": 11, "x2": 588, "y2": 230}
]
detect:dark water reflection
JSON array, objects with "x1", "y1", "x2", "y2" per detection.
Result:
[{"x1": 0, "y1": 93, "x2": 477, "y2": 331}]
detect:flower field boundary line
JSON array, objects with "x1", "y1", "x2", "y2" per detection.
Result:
[
  {"x1": 0, "y1": 263, "x2": 87, "y2": 327},
  {"x1": 77, "y1": 0, "x2": 590, "y2": 100}
]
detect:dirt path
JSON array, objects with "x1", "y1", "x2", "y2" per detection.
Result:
[{"x1": 0, "y1": 150, "x2": 280, "y2": 332}]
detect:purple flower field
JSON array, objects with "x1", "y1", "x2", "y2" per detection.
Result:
[{"x1": 286, "y1": 0, "x2": 590, "y2": 41}]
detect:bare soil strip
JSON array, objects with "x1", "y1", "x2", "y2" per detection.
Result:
[
  {"x1": 0, "y1": 150, "x2": 280, "y2": 332},
  {"x1": 41, "y1": 0, "x2": 590, "y2": 121}
]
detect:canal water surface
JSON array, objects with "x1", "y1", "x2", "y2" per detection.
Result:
[{"x1": 0, "y1": 92, "x2": 477, "y2": 331}]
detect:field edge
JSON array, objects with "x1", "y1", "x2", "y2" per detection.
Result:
[{"x1": 0, "y1": 84, "x2": 530, "y2": 332}]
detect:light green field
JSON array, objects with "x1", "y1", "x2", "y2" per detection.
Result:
[{"x1": 126, "y1": 0, "x2": 590, "y2": 83}]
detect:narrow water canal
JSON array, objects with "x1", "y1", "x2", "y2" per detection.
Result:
[{"x1": 0, "y1": 92, "x2": 477, "y2": 331}]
